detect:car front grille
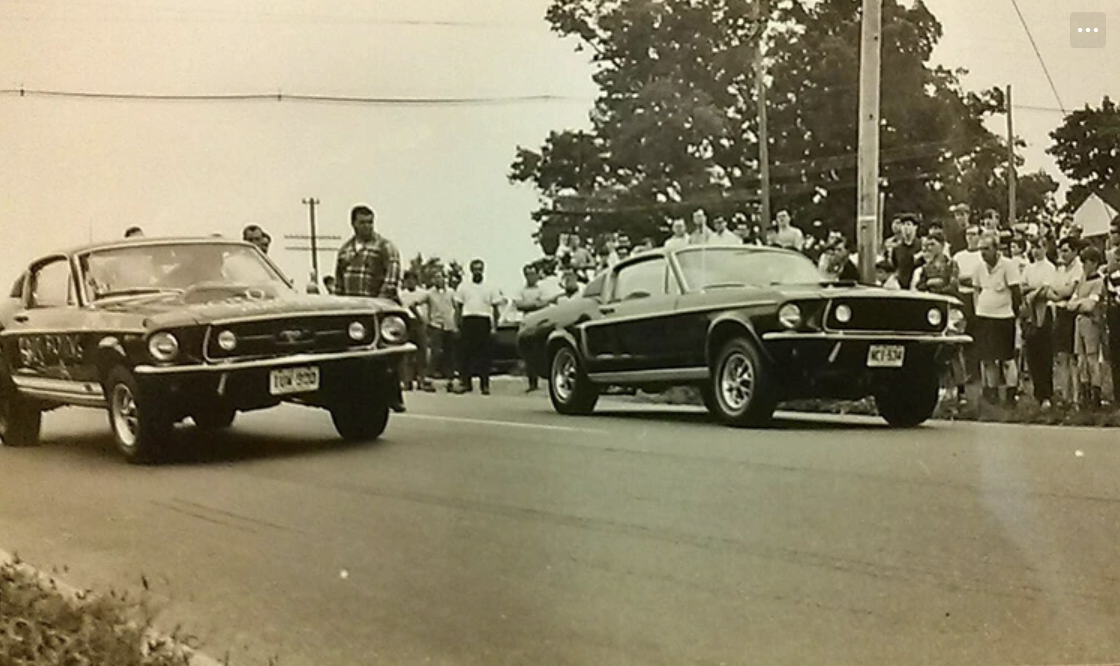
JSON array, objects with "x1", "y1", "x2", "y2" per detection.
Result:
[
  {"x1": 204, "y1": 315, "x2": 376, "y2": 361},
  {"x1": 824, "y1": 298, "x2": 946, "y2": 334}
]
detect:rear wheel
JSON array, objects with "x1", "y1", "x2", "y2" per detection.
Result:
[
  {"x1": 548, "y1": 345, "x2": 599, "y2": 415},
  {"x1": 709, "y1": 338, "x2": 776, "y2": 427},
  {"x1": 0, "y1": 365, "x2": 42, "y2": 448},
  {"x1": 105, "y1": 367, "x2": 173, "y2": 464},
  {"x1": 875, "y1": 369, "x2": 940, "y2": 428}
]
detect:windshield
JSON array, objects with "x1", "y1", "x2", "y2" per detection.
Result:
[
  {"x1": 79, "y1": 242, "x2": 288, "y2": 300},
  {"x1": 674, "y1": 248, "x2": 825, "y2": 290}
]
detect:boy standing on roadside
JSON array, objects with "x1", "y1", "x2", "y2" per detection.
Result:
[{"x1": 1069, "y1": 246, "x2": 1106, "y2": 409}]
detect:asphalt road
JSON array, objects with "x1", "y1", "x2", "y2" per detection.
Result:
[{"x1": 1, "y1": 390, "x2": 1119, "y2": 666}]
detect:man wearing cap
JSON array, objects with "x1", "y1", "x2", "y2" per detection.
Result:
[{"x1": 946, "y1": 203, "x2": 970, "y2": 255}]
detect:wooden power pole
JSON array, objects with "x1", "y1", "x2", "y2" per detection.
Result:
[
  {"x1": 301, "y1": 197, "x2": 321, "y2": 280},
  {"x1": 1006, "y1": 85, "x2": 1017, "y2": 227},
  {"x1": 856, "y1": 0, "x2": 883, "y2": 284},
  {"x1": 754, "y1": 0, "x2": 772, "y2": 229}
]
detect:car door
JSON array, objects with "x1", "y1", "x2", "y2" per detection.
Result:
[
  {"x1": 6, "y1": 257, "x2": 91, "y2": 386},
  {"x1": 581, "y1": 256, "x2": 678, "y2": 374}
]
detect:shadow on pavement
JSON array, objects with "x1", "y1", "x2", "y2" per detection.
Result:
[
  {"x1": 587, "y1": 408, "x2": 888, "y2": 431},
  {"x1": 33, "y1": 425, "x2": 391, "y2": 467}
]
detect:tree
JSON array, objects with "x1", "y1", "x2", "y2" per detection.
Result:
[
  {"x1": 512, "y1": 0, "x2": 1027, "y2": 248},
  {"x1": 406, "y1": 253, "x2": 462, "y2": 288},
  {"x1": 1048, "y1": 95, "x2": 1120, "y2": 212}
]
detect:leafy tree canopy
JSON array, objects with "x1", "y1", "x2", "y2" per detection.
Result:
[
  {"x1": 1048, "y1": 95, "x2": 1120, "y2": 212},
  {"x1": 511, "y1": 0, "x2": 1051, "y2": 248}
]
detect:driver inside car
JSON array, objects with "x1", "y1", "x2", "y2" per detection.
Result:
[{"x1": 164, "y1": 247, "x2": 228, "y2": 289}]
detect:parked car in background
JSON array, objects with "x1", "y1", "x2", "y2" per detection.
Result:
[
  {"x1": 518, "y1": 245, "x2": 971, "y2": 428},
  {"x1": 0, "y1": 237, "x2": 416, "y2": 463}
]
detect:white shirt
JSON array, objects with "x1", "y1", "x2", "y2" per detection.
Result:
[
  {"x1": 454, "y1": 281, "x2": 505, "y2": 320},
  {"x1": 707, "y1": 229, "x2": 742, "y2": 245},
  {"x1": 953, "y1": 249, "x2": 983, "y2": 293},
  {"x1": 972, "y1": 257, "x2": 1020, "y2": 319},
  {"x1": 400, "y1": 287, "x2": 430, "y2": 322},
  {"x1": 774, "y1": 225, "x2": 805, "y2": 251},
  {"x1": 1050, "y1": 258, "x2": 1083, "y2": 303},
  {"x1": 1021, "y1": 259, "x2": 1056, "y2": 293},
  {"x1": 664, "y1": 236, "x2": 689, "y2": 250}
]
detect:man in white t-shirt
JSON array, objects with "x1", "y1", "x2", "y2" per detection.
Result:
[
  {"x1": 707, "y1": 215, "x2": 742, "y2": 245},
  {"x1": 663, "y1": 219, "x2": 689, "y2": 250},
  {"x1": 773, "y1": 210, "x2": 805, "y2": 251},
  {"x1": 971, "y1": 235, "x2": 1022, "y2": 405},
  {"x1": 452, "y1": 259, "x2": 506, "y2": 395},
  {"x1": 512, "y1": 264, "x2": 549, "y2": 392}
]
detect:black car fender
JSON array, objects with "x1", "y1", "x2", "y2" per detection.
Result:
[
  {"x1": 545, "y1": 327, "x2": 581, "y2": 362},
  {"x1": 93, "y1": 336, "x2": 130, "y2": 381},
  {"x1": 704, "y1": 314, "x2": 774, "y2": 370}
]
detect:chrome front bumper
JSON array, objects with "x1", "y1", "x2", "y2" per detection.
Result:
[
  {"x1": 133, "y1": 343, "x2": 417, "y2": 375},
  {"x1": 761, "y1": 332, "x2": 972, "y2": 344}
]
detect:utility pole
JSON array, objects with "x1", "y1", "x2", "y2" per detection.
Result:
[
  {"x1": 301, "y1": 198, "x2": 320, "y2": 280},
  {"x1": 1006, "y1": 84, "x2": 1017, "y2": 228},
  {"x1": 855, "y1": 0, "x2": 883, "y2": 284},
  {"x1": 754, "y1": 0, "x2": 772, "y2": 230}
]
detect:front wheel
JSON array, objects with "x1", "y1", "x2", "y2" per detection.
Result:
[
  {"x1": 330, "y1": 396, "x2": 390, "y2": 442},
  {"x1": 874, "y1": 370, "x2": 940, "y2": 428},
  {"x1": 548, "y1": 345, "x2": 599, "y2": 415},
  {"x1": 105, "y1": 367, "x2": 174, "y2": 464},
  {"x1": 709, "y1": 338, "x2": 776, "y2": 427},
  {"x1": 192, "y1": 406, "x2": 236, "y2": 431},
  {"x1": 0, "y1": 367, "x2": 42, "y2": 448}
]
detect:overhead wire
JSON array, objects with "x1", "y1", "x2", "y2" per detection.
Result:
[
  {"x1": 1008, "y1": 0, "x2": 1066, "y2": 114},
  {"x1": 0, "y1": 88, "x2": 594, "y2": 106}
]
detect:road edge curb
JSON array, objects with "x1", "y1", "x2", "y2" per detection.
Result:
[{"x1": 0, "y1": 547, "x2": 227, "y2": 666}]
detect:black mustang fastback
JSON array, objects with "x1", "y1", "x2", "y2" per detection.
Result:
[
  {"x1": 518, "y1": 245, "x2": 971, "y2": 428},
  {"x1": 0, "y1": 238, "x2": 415, "y2": 463}
]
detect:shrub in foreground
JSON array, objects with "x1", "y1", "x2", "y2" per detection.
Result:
[{"x1": 0, "y1": 558, "x2": 195, "y2": 666}]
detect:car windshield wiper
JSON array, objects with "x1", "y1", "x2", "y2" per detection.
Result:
[{"x1": 94, "y1": 287, "x2": 181, "y2": 300}]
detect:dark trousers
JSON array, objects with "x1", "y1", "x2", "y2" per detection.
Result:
[
  {"x1": 427, "y1": 327, "x2": 457, "y2": 380},
  {"x1": 1109, "y1": 306, "x2": 1120, "y2": 402},
  {"x1": 459, "y1": 316, "x2": 493, "y2": 389},
  {"x1": 1023, "y1": 320, "x2": 1054, "y2": 401}
]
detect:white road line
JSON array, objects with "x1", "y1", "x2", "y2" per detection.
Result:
[
  {"x1": 398, "y1": 413, "x2": 608, "y2": 435},
  {"x1": 0, "y1": 547, "x2": 227, "y2": 666}
]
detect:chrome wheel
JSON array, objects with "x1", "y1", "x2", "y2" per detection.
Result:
[
  {"x1": 719, "y1": 351, "x2": 755, "y2": 411},
  {"x1": 111, "y1": 383, "x2": 139, "y2": 450},
  {"x1": 551, "y1": 349, "x2": 578, "y2": 403}
]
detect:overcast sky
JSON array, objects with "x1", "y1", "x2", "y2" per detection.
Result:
[{"x1": 1, "y1": 0, "x2": 1116, "y2": 294}]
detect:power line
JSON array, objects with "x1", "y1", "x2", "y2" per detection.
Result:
[
  {"x1": 0, "y1": 88, "x2": 593, "y2": 106},
  {"x1": 1008, "y1": 0, "x2": 1066, "y2": 114}
]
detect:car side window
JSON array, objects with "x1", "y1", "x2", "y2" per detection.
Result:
[
  {"x1": 583, "y1": 273, "x2": 606, "y2": 299},
  {"x1": 30, "y1": 260, "x2": 74, "y2": 308},
  {"x1": 9, "y1": 274, "x2": 25, "y2": 299},
  {"x1": 612, "y1": 258, "x2": 668, "y2": 302}
]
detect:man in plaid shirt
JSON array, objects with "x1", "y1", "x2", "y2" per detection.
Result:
[{"x1": 335, "y1": 204, "x2": 406, "y2": 412}]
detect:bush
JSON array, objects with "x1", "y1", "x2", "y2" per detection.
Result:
[{"x1": 0, "y1": 557, "x2": 200, "y2": 666}]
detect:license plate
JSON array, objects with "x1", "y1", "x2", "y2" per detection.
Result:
[
  {"x1": 867, "y1": 345, "x2": 905, "y2": 368},
  {"x1": 269, "y1": 366, "x2": 320, "y2": 395}
]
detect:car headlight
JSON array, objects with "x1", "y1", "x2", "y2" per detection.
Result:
[
  {"x1": 948, "y1": 308, "x2": 965, "y2": 333},
  {"x1": 379, "y1": 316, "x2": 408, "y2": 345},
  {"x1": 834, "y1": 304, "x2": 852, "y2": 324},
  {"x1": 148, "y1": 332, "x2": 180, "y2": 361},
  {"x1": 778, "y1": 303, "x2": 802, "y2": 330},
  {"x1": 217, "y1": 330, "x2": 237, "y2": 351},
  {"x1": 348, "y1": 321, "x2": 369, "y2": 342},
  {"x1": 927, "y1": 307, "x2": 944, "y2": 328}
]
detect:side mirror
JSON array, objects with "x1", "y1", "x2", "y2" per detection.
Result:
[{"x1": 624, "y1": 290, "x2": 651, "y2": 301}]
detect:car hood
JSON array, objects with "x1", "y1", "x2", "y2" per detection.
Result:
[
  {"x1": 766, "y1": 282, "x2": 953, "y2": 304},
  {"x1": 93, "y1": 287, "x2": 401, "y2": 329}
]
